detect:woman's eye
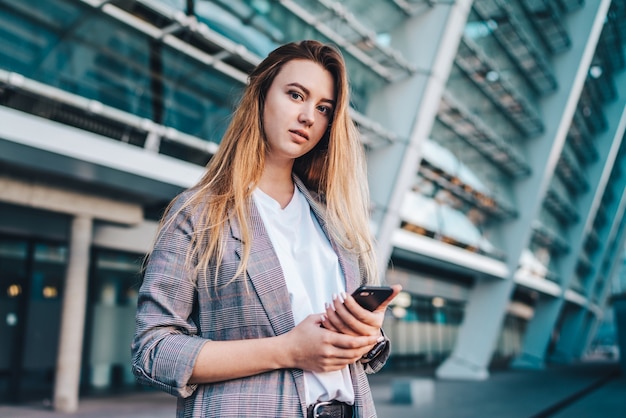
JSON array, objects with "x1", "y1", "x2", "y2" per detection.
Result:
[
  {"x1": 318, "y1": 105, "x2": 332, "y2": 116},
  {"x1": 289, "y1": 91, "x2": 303, "y2": 100}
]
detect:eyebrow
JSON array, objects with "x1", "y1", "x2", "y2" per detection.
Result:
[{"x1": 287, "y1": 82, "x2": 335, "y2": 107}]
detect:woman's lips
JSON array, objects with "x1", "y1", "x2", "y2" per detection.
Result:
[{"x1": 289, "y1": 129, "x2": 309, "y2": 140}]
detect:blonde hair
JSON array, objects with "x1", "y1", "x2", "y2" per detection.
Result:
[{"x1": 158, "y1": 40, "x2": 378, "y2": 287}]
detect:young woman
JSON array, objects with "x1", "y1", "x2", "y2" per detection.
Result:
[{"x1": 132, "y1": 40, "x2": 401, "y2": 418}]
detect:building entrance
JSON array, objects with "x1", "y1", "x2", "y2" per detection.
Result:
[{"x1": 0, "y1": 236, "x2": 67, "y2": 403}]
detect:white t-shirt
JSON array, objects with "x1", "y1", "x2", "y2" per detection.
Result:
[{"x1": 252, "y1": 187, "x2": 355, "y2": 406}]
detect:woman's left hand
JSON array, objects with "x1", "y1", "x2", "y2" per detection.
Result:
[{"x1": 321, "y1": 284, "x2": 402, "y2": 338}]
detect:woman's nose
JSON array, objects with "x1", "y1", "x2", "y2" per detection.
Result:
[{"x1": 298, "y1": 106, "x2": 315, "y2": 126}]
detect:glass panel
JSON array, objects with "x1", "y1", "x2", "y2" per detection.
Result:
[
  {"x1": 161, "y1": 47, "x2": 244, "y2": 144},
  {"x1": 388, "y1": 293, "x2": 465, "y2": 365},
  {"x1": 0, "y1": 238, "x2": 28, "y2": 402},
  {"x1": 21, "y1": 242, "x2": 67, "y2": 400},
  {"x1": 0, "y1": 0, "x2": 241, "y2": 145},
  {"x1": 87, "y1": 250, "x2": 143, "y2": 391},
  {"x1": 332, "y1": 0, "x2": 408, "y2": 34}
]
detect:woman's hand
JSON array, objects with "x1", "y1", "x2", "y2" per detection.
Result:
[
  {"x1": 321, "y1": 284, "x2": 402, "y2": 338},
  {"x1": 279, "y1": 314, "x2": 383, "y2": 373},
  {"x1": 190, "y1": 312, "x2": 384, "y2": 383}
]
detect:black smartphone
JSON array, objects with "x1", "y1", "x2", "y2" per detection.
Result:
[{"x1": 351, "y1": 285, "x2": 394, "y2": 311}]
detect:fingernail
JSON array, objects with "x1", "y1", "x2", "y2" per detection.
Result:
[
  {"x1": 338, "y1": 293, "x2": 345, "y2": 303},
  {"x1": 321, "y1": 315, "x2": 327, "y2": 322},
  {"x1": 332, "y1": 293, "x2": 337, "y2": 301},
  {"x1": 377, "y1": 336, "x2": 385, "y2": 343}
]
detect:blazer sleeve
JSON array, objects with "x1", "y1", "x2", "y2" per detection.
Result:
[{"x1": 131, "y1": 194, "x2": 208, "y2": 398}]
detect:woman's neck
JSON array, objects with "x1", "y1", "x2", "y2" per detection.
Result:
[{"x1": 258, "y1": 164, "x2": 295, "y2": 209}]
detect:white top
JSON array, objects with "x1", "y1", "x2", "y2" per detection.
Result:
[{"x1": 252, "y1": 187, "x2": 354, "y2": 406}]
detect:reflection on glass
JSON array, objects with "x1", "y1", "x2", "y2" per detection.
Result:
[
  {"x1": 7, "y1": 284, "x2": 22, "y2": 298},
  {"x1": 42, "y1": 286, "x2": 58, "y2": 299},
  {"x1": 0, "y1": 237, "x2": 28, "y2": 402},
  {"x1": 88, "y1": 250, "x2": 143, "y2": 390}
]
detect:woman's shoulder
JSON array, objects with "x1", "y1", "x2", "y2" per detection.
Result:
[
  {"x1": 174, "y1": 185, "x2": 216, "y2": 207},
  {"x1": 171, "y1": 188, "x2": 197, "y2": 206},
  {"x1": 165, "y1": 187, "x2": 212, "y2": 221}
]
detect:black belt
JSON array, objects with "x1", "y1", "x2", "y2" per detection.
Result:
[{"x1": 307, "y1": 400, "x2": 354, "y2": 418}]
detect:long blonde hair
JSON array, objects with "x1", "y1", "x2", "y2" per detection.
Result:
[{"x1": 159, "y1": 40, "x2": 378, "y2": 287}]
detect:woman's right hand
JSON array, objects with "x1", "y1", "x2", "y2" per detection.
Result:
[{"x1": 280, "y1": 314, "x2": 382, "y2": 373}]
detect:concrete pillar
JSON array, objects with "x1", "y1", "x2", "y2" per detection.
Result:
[
  {"x1": 437, "y1": 0, "x2": 611, "y2": 380},
  {"x1": 551, "y1": 306, "x2": 586, "y2": 363},
  {"x1": 514, "y1": 295, "x2": 563, "y2": 368},
  {"x1": 575, "y1": 145, "x2": 626, "y2": 359},
  {"x1": 577, "y1": 189, "x2": 626, "y2": 358},
  {"x1": 366, "y1": 0, "x2": 474, "y2": 272},
  {"x1": 612, "y1": 294, "x2": 626, "y2": 373},
  {"x1": 517, "y1": 98, "x2": 626, "y2": 367},
  {"x1": 53, "y1": 215, "x2": 93, "y2": 413}
]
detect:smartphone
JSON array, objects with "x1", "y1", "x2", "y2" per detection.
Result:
[{"x1": 351, "y1": 285, "x2": 393, "y2": 311}]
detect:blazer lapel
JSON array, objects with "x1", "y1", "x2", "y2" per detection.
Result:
[
  {"x1": 230, "y1": 200, "x2": 307, "y2": 413},
  {"x1": 230, "y1": 202, "x2": 295, "y2": 337}
]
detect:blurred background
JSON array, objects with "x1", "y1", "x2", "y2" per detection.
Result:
[{"x1": 0, "y1": 0, "x2": 625, "y2": 413}]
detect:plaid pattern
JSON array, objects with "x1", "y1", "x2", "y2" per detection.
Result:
[{"x1": 132, "y1": 177, "x2": 389, "y2": 417}]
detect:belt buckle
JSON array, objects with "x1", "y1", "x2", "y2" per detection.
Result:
[{"x1": 312, "y1": 400, "x2": 334, "y2": 418}]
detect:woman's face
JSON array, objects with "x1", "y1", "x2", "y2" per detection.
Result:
[{"x1": 262, "y1": 59, "x2": 335, "y2": 166}]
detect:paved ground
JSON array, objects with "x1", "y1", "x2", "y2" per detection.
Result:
[
  {"x1": 0, "y1": 360, "x2": 622, "y2": 417},
  {"x1": 371, "y1": 360, "x2": 623, "y2": 418}
]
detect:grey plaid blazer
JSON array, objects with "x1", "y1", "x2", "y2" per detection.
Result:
[{"x1": 132, "y1": 177, "x2": 389, "y2": 417}]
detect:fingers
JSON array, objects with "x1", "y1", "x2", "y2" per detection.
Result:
[
  {"x1": 326, "y1": 294, "x2": 373, "y2": 336},
  {"x1": 323, "y1": 285, "x2": 403, "y2": 337},
  {"x1": 291, "y1": 315, "x2": 381, "y2": 372},
  {"x1": 302, "y1": 314, "x2": 379, "y2": 349},
  {"x1": 317, "y1": 331, "x2": 380, "y2": 370}
]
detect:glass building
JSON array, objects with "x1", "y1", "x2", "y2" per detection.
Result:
[{"x1": 0, "y1": 0, "x2": 625, "y2": 411}]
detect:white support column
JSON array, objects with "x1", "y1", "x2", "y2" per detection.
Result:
[
  {"x1": 53, "y1": 215, "x2": 93, "y2": 413},
  {"x1": 515, "y1": 69, "x2": 626, "y2": 368},
  {"x1": 515, "y1": 294, "x2": 564, "y2": 367},
  {"x1": 552, "y1": 306, "x2": 586, "y2": 363},
  {"x1": 437, "y1": 0, "x2": 611, "y2": 380},
  {"x1": 554, "y1": 171, "x2": 626, "y2": 362},
  {"x1": 577, "y1": 188, "x2": 626, "y2": 358},
  {"x1": 575, "y1": 141, "x2": 626, "y2": 360},
  {"x1": 366, "y1": 0, "x2": 474, "y2": 273}
]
